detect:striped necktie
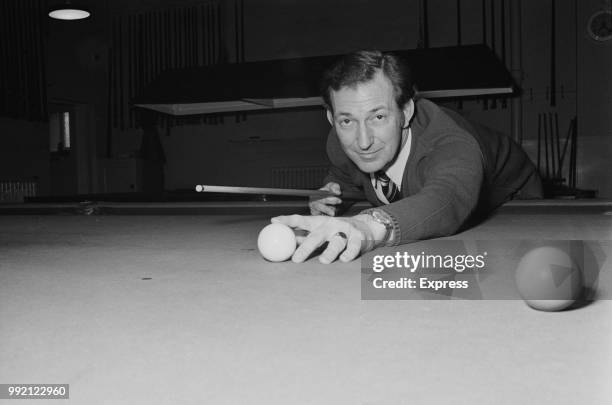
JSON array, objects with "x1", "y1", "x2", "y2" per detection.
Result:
[{"x1": 376, "y1": 171, "x2": 400, "y2": 203}]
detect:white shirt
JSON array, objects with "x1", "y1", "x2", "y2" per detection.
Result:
[{"x1": 370, "y1": 128, "x2": 412, "y2": 204}]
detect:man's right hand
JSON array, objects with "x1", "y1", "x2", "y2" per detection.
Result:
[{"x1": 309, "y1": 182, "x2": 343, "y2": 216}]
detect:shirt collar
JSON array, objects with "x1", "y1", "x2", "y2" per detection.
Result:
[{"x1": 371, "y1": 127, "x2": 412, "y2": 189}]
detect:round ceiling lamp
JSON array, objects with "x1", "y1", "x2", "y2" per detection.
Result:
[{"x1": 48, "y1": 1, "x2": 90, "y2": 20}]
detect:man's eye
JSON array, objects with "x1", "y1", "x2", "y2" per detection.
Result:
[
  {"x1": 339, "y1": 119, "x2": 352, "y2": 126},
  {"x1": 376, "y1": 114, "x2": 385, "y2": 120}
]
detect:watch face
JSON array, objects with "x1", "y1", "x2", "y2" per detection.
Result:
[
  {"x1": 371, "y1": 210, "x2": 393, "y2": 227},
  {"x1": 588, "y1": 10, "x2": 612, "y2": 41}
]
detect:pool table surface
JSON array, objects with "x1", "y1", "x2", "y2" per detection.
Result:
[{"x1": 1, "y1": 200, "x2": 611, "y2": 404}]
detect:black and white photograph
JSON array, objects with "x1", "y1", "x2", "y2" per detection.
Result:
[{"x1": 1, "y1": 0, "x2": 611, "y2": 403}]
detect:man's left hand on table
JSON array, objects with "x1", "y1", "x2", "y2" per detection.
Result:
[{"x1": 271, "y1": 214, "x2": 387, "y2": 264}]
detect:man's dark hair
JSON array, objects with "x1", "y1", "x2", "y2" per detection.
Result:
[{"x1": 321, "y1": 50, "x2": 415, "y2": 111}]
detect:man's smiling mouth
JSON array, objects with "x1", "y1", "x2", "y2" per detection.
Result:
[{"x1": 358, "y1": 149, "x2": 382, "y2": 159}]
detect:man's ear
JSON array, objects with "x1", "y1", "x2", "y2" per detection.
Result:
[
  {"x1": 326, "y1": 109, "x2": 334, "y2": 126},
  {"x1": 401, "y1": 99, "x2": 415, "y2": 128}
]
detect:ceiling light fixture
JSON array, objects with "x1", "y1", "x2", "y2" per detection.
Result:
[{"x1": 48, "y1": 1, "x2": 90, "y2": 20}]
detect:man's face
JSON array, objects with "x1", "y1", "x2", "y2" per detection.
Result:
[{"x1": 327, "y1": 71, "x2": 413, "y2": 173}]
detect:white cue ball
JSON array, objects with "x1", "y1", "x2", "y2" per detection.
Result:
[{"x1": 257, "y1": 223, "x2": 297, "y2": 262}]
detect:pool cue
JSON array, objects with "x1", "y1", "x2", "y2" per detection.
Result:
[{"x1": 195, "y1": 185, "x2": 364, "y2": 200}]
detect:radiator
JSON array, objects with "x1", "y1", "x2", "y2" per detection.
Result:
[
  {"x1": 272, "y1": 166, "x2": 328, "y2": 189},
  {"x1": 0, "y1": 179, "x2": 38, "y2": 203}
]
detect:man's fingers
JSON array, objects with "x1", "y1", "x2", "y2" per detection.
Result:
[
  {"x1": 340, "y1": 234, "x2": 363, "y2": 262},
  {"x1": 309, "y1": 183, "x2": 342, "y2": 217},
  {"x1": 271, "y1": 213, "x2": 372, "y2": 264},
  {"x1": 322, "y1": 196, "x2": 342, "y2": 205},
  {"x1": 310, "y1": 201, "x2": 336, "y2": 217},
  {"x1": 319, "y1": 196, "x2": 342, "y2": 205},
  {"x1": 292, "y1": 231, "x2": 327, "y2": 263},
  {"x1": 309, "y1": 196, "x2": 342, "y2": 215},
  {"x1": 310, "y1": 202, "x2": 336, "y2": 217},
  {"x1": 319, "y1": 233, "x2": 348, "y2": 264},
  {"x1": 329, "y1": 183, "x2": 341, "y2": 195},
  {"x1": 321, "y1": 182, "x2": 341, "y2": 195},
  {"x1": 271, "y1": 214, "x2": 309, "y2": 229}
]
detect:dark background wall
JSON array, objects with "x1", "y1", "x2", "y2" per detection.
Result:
[{"x1": 1, "y1": 0, "x2": 611, "y2": 198}]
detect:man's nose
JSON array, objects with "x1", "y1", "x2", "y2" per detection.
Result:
[{"x1": 357, "y1": 123, "x2": 374, "y2": 150}]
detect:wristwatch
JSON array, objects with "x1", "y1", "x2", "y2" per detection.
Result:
[{"x1": 365, "y1": 209, "x2": 395, "y2": 246}]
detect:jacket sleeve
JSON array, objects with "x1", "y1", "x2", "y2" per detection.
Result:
[{"x1": 378, "y1": 132, "x2": 484, "y2": 244}]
